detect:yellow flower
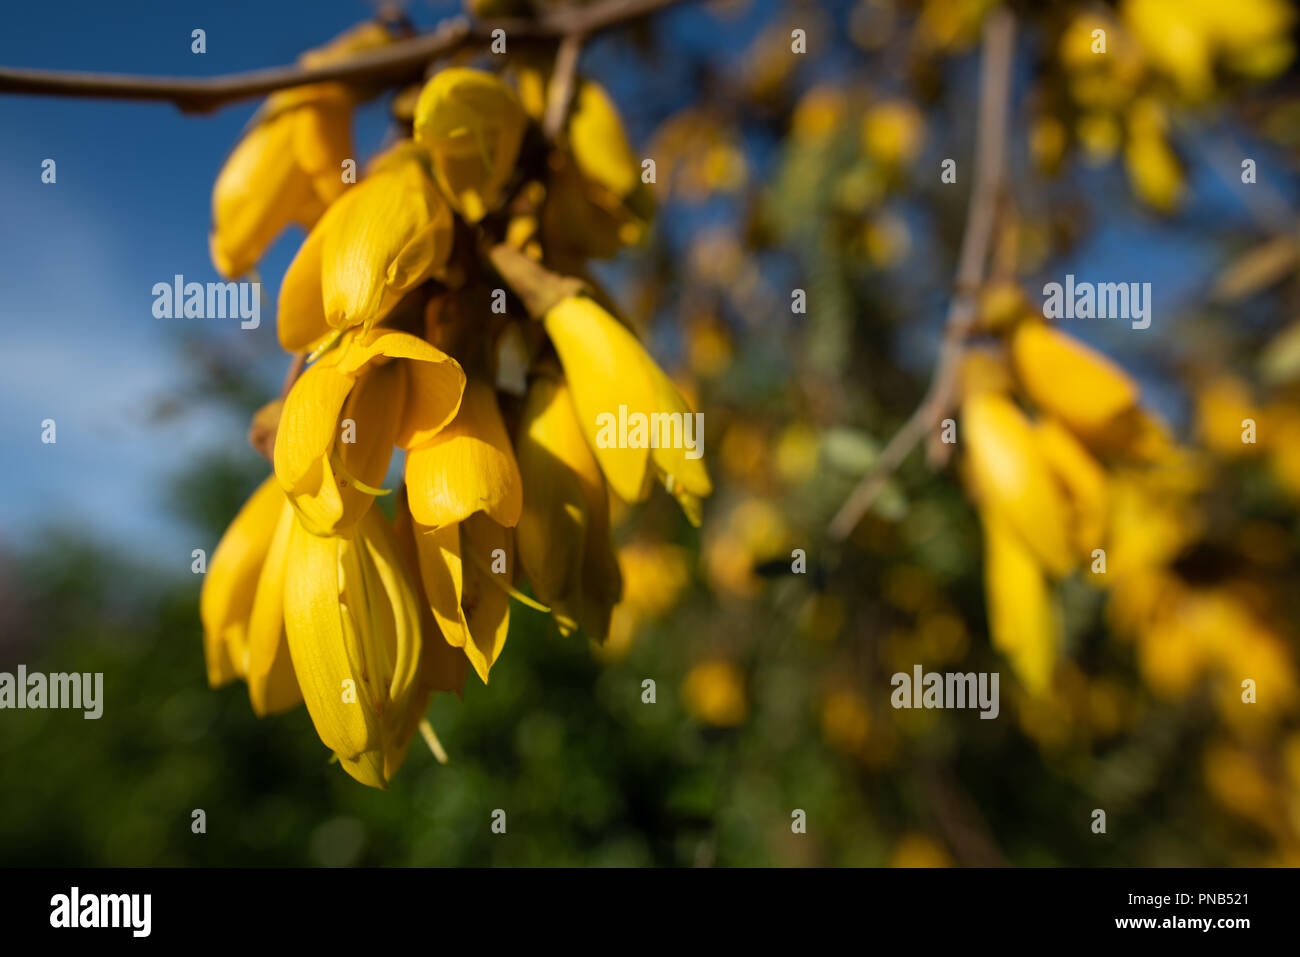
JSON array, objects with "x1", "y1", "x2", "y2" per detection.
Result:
[
  {"x1": 414, "y1": 68, "x2": 527, "y2": 223},
  {"x1": 283, "y1": 504, "x2": 428, "y2": 789},
  {"x1": 682, "y1": 660, "x2": 748, "y2": 727},
  {"x1": 1011, "y1": 322, "x2": 1139, "y2": 442},
  {"x1": 278, "y1": 143, "x2": 455, "y2": 352},
  {"x1": 274, "y1": 328, "x2": 465, "y2": 536},
  {"x1": 568, "y1": 80, "x2": 642, "y2": 200},
  {"x1": 981, "y1": 511, "x2": 1060, "y2": 694},
  {"x1": 404, "y1": 380, "x2": 523, "y2": 683},
  {"x1": 200, "y1": 475, "x2": 302, "y2": 716},
  {"x1": 1196, "y1": 377, "x2": 1262, "y2": 458},
  {"x1": 962, "y1": 391, "x2": 1075, "y2": 577},
  {"x1": 209, "y1": 22, "x2": 395, "y2": 279},
  {"x1": 405, "y1": 378, "x2": 522, "y2": 530},
  {"x1": 542, "y1": 295, "x2": 712, "y2": 522},
  {"x1": 1124, "y1": 100, "x2": 1184, "y2": 213},
  {"x1": 1123, "y1": 0, "x2": 1293, "y2": 99},
  {"x1": 393, "y1": 490, "x2": 470, "y2": 698},
  {"x1": 860, "y1": 100, "x2": 925, "y2": 169},
  {"x1": 515, "y1": 371, "x2": 622, "y2": 641}
]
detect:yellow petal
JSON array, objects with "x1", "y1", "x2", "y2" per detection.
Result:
[
  {"x1": 393, "y1": 492, "x2": 469, "y2": 696},
  {"x1": 277, "y1": 211, "x2": 333, "y2": 352},
  {"x1": 962, "y1": 392, "x2": 1076, "y2": 577},
  {"x1": 1012, "y1": 322, "x2": 1139, "y2": 439},
  {"x1": 982, "y1": 511, "x2": 1060, "y2": 694},
  {"x1": 516, "y1": 375, "x2": 590, "y2": 608},
  {"x1": 516, "y1": 373, "x2": 621, "y2": 639},
  {"x1": 293, "y1": 98, "x2": 352, "y2": 208},
  {"x1": 458, "y1": 514, "x2": 512, "y2": 682},
  {"x1": 211, "y1": 114, "x2": 320, "y2": 279},
  {"x1": 542, "y1": 296, "x2": 657, "y2": 503},
  {"x1": 282, "y1": 520, "x2": 378, "y2": 761},
  {"x1": 568, "y1": 80, "x2": 639, "y2": 198},
  {"x1": 330, "y1": 329, "x2": 465, "y2": 449},
  {"x1": 1033, "y1": 417, "x2": 1109, "y2": 561},
  {"x1": 409, "y1": 521, "x2": 467, "y2": 650},
  {"x1": 329, "y1": 359, "x2": 405, "y2": 528},
  {"x1": 200, "y1": 475, "x2": 283, "y2": 687},
  {"x1": 405, "y1": 379, "x2": 522, "y2": 528},
  {"x1": 408, "y1": 515, "x2": 511, "y2": 684},
  {"x1": 245, "y1": 498, "x2": 302, "y2": 716},
  {"x1": 318, "y1": 152, "x2": 452, "y2": 330},
  {"x1": 414, "y1": 68, "x2": 527, "y2": 222},
  {"x1": 353, "y1": 506, "x2": 424, "y2": 713},
  {"x1": 646, "y1": 363, "x2": 712, "y2": 516},
  {"x1": 274, "y1": 360, "x2": 355, "y2": 491}
]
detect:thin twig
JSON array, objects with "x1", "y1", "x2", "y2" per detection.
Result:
[
  {"x1": 0, "y1": 0, "x2": 686, "y2": 113},
  {"x1": 543, "y1": 33, "x2": 585, "y2": 140},
  {"x1": 828, "y1": 8, "x2": 1016, "y2": 542}
]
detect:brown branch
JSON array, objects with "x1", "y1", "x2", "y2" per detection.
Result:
[
  {"x1": 0, "y1": 0, "x2": 687, "y2": 113},
  {"x1": 543, "y1": 33, "x2": 585, "y2": 140},
  {"x1": 828, "y1": 7, "x2": 1016, "y2": 543}
]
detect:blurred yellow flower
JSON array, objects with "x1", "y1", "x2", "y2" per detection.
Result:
[
  {"x1": 962, "y1": 391, "x2": 1075, "y2": 577},
  {"x1": 682, "y1": 660, "x2": 748, "y2": 727},
  {"x1": 861, "y1": 100, "x2": 925, "y2": 169},
  {"x1": 890, "y1": 834, "x2": 953, "y2": 868}
]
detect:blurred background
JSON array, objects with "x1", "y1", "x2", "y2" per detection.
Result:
[{"x1": 2, "y1": 0, "x2": 1300, "y2": 866}]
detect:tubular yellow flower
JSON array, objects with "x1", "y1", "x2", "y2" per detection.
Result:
[
  {"x1": 414, "y1": 68, "x2": 527, "y2": 223},
  {"x1": 209, "y1": 22, "x2": 395, "y2": 279},
  {"x1": 405, "y1": 378, "x2": 523, "y2": 530},
  {"x1": 962, "y1": 391, "x2": 1076, "y2": 578},
  {"x1": 200, "y1": 475, "x2": 303, "y2": 716},
  {"x1": 278, "y1": 143, "x2": 455, "y2": 352},
  {"x1": 408, "y1": 511, "x2": 514, "y2": 685},
  {"x1": 393, "y1": 491, "x2": 470, "y2": 698},
  {"x1": 283, "y1": 505, "x2": 428, "y2": 789},
  {"x1": 274, "y1": 328, "x2": 465, "y2": 537},
  {"x1": 516, "y1": 370, "x2": 622, "y2": 641},
  {"x1": 404, "y1": 380, "x2": 523, "y2": 683},
  {"x1": 982, "y1": 511, "x2": 1060, "y2": 695},
  {"x1": 1011, "y1": 322, "x2": 1139, "y2": 441},
  {"x1": 542, "y1": 295, "x2": 712, "y2": 522}
]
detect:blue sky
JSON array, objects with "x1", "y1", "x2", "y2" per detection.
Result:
[{"x1": 0, "y1": 1, "x2": 409, "y2": 561}]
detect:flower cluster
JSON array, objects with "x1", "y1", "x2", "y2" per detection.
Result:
[
  {"x1": 200, "y1": 23, "x2": 711, "y2": 788},
  {"x1": 1037, "y1": 0, "x2": 1294, "y2": 211}
]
